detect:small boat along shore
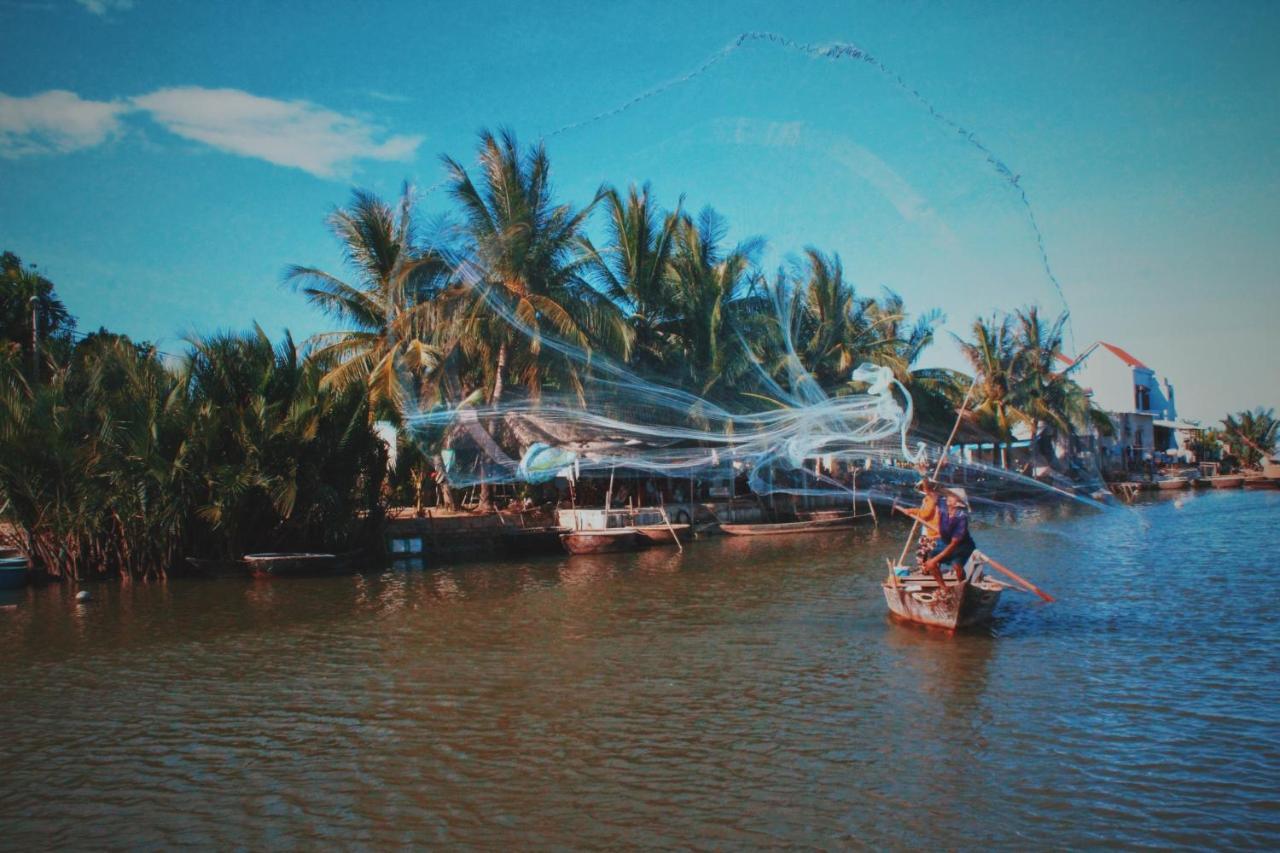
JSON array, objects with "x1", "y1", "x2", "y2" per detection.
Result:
[
  {"x1": 0, "y1": 554, "x2": 29, "y2": 589},
  {"x1": 1200, "y1": 474, "x2": 1245, "y2": 489},
  {"x1": 560, "y1": 528, "x2": 645, "y2": 554},
  {"x1": 241, "y1": 551, "x2": 364, "y2": 578},
  {"x1": 719, "y1": 514, "x2": 858, "y2": 536},
  {"x1": 634, "y1": 523, "x2": 692, "y2": 545},
  {"x1": 498, "y1": 525, "x2": 570, "y2": 555}
]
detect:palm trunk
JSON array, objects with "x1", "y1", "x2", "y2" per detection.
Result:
[
  {"x1": 476, "y1": 342, "x2": 507, "y2": 512},
  {"x1": 1031, "y1": 418, "x2": 1041, "y2": 470}
]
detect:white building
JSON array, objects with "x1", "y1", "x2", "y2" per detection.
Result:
[{"x1": 1060, "y1": 341, "x2": 1200, "y2": 466}]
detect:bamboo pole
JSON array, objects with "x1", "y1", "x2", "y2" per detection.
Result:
[
  {"x1": 892, "y1": 376, "x2": 982, "y2": 580},
  {"x1": 659, "y1": 495, "x2": 683, "y2": 554}
]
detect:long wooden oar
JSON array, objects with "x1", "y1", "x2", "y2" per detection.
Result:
[{"x1": 980, "y1": 553, "x2": 1055, "y2": 603}]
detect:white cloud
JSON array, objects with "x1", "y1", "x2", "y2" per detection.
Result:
[
  {"x1": 131, "y1": 87, "x2": 422, "y2": 177},
  {"x1": 75, "y1": 0, "x2": 134, "y2": 15},
  {"x1": 0, "y1": 89, "x2": 127, "y2": 157},
  {"x1": 0, "y1": 85, "x2": 423, "y2": 177}
]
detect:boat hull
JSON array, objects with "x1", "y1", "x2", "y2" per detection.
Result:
[
  {"x1": 500, "y1": 527, "x2": 570, "y2": 555},
  {"x1": 242, "y1": 552, "x2": 361, "y2": 578},
  {"x1": 882, "y1": 576, "x2": 1004, "y2": 629},
  {"x1": 183, "y1": 557, "x2": 250, "y2": 578},
  {"x1": 560, "y1": 529, "x2": 646, "y2": 554},
  {"x1": 0, "y1": 557, "x2": 28, "y2": 590},
  {"x1": 1204, "y1": 476, "x2": 1244, "y2": 489},
  {"x1": 634, "y1": 524, "x2": 691, "y2": 546},
  {"x1": 1156, "y1": 478, "x2": 1190, "y2": 490},
  {"x1": 719, "y1": 516, "x2": 857, "y2": 536}
]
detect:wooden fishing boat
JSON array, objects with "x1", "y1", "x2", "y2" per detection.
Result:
[
  {"x1": 882, "y1": 571, "x2": 1007, "y2": 630},
  {"x1": 0, "y1": 556, "x2": 28, "y2": 590},
  {"x1": 1202, "y1": 475, "x2": 1244, "y2": 489},
  {"x1": 499, "y1": 526, "x2": 570, "y2": 555},
  {"x1": 1242, "y1": 474, "x2": 1277, "y2": 490},
  {"x1": 634, "y1": 523, "x2": 692, "y2": 546},
  {"x1": 242, "y1": 551, "x2": 363, "y2": 578},
  {"x1": 559, "y1": 528, "x2": 647, "y2": 555},
  {"x1": 1155, "y1": 476, "x2": 1190, "y2": 491},
  {"x1": 182, "y1": 556, "x2": 251, "y2": 578},
  {"x1": 719, "y1": 515, "x2": 857, "y2": 536}
]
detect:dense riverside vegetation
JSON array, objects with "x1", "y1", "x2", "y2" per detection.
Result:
[{"x1": 1, "y1": 129, "x2": 1271, "y2": 580}]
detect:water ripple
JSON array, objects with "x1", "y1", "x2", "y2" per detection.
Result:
[{"x1": 1, "y1": 490, "x2": 1278, "y2": 847}]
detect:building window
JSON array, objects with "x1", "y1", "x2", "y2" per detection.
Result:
[{"x1": 1135, "y1": 385, "x2": 1151, "y2": 411}]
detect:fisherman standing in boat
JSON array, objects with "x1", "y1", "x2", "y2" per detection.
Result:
[
  {"x1": 894, "y1": 477, "x2": 943, "y2": 568},
  {"x1": 925, "y1": 488, "x2": 977, "y2": 583}
]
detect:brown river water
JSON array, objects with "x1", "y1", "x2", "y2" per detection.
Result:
[{"x1": 2, "y1": 489, "x2": 1278, "y2": 848}]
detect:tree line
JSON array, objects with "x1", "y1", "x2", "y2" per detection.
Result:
[{"x1": 3, "y1": 127, "x2": 1273, "y2": 579}]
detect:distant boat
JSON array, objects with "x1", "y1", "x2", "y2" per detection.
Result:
[
  {"x1": 183, "y1": 556, "x2": 250, "y2": 578},
  {"x1": 634, "y1": 523, "x2": 691, "y2": 546},
  {"x1": 560, "y1": 528, "x2": 646, "y2": 554},
  {"x1": 499, "y1": 526, "x2": 570, "y2": 555},
  {"x1": 719, "y1": 515, "x2": 858, "y2": 536},
  {"x1": 0, "y1": 556, "x2": 28, "y2": 590},
  {"x1": 242, "y1": 552, "x2": 363, "y2": 578},
  {"x1": 1201, "y1": 475, "x2": 1244, "y2": 489},
  {"x1": 1155, "y1": 476, "x2": 1190, "y2": 490}
]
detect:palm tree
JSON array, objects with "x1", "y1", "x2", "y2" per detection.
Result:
[
  {"x1": 285, "y1": 185, "x2": 451, "y2": 417},
  {"x1": 787, "y1": 248, "x2": 864, "y2": 390},
  {"x1": 1, "y1": 252, "x2": 76, "y2": 380},
  {"x1": 1222, "y1": 407, "x2": 1279, "y2": 468},
  {"x1": 182, "y1": 327, "x2": 386, "y2": 557},
  {"x1": 0, "y1": 335, "x2": 187, "y2": 580},
  {"x1": 664, "y1": 207, "x2": 763, "y2": 397},
  {"x1": 1011, "y1": 306, "x2": 1070, "y2": 464},
  {"x1": 443, "y1": 128, "x2": 632, "y2": 400},
  {"x1": 577, "y1": 183, "x2": 681, "y2": 371},
  {"x1": 442, "y1": 128, "x2": 629, "y2": 506},
  {"x1": 956, "y1": 314, "x2": 1025, "y2": 467},
  {"x1": 860, "y1": 289, "x2": 957, "y2": 435}
]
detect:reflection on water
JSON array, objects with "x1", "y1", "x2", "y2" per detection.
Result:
[{"x1": 1, "y1": 490, "x2": 1277, "y2": 848}]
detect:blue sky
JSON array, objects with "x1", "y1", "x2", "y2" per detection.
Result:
[{"x1": 2, "y1": 0, "x2": 1277, "y2": 422}]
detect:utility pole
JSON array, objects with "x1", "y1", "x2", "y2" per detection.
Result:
[{"x1": 29, "y1": 294, "x2": 39, "y2": 383}]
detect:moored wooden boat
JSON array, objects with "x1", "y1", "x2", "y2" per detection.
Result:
[
  {"x1": 1155, "y1": 477, "x2": 1190, "y2": 490},
  {"x1": 242, "y1": 551, "x2": 363, "y2": 578},
  {"x1": 183, "y1": 556, "x2": 251, "y2": 578},
  {"x1": 500, "y1": 526, "x2": 570, "y2": 555},
  {"x1": 0, "y1": 556, "x2": 29, "y2": 590},
  {"x1": 1242, "y1": 474, "x2": 1277, "y2": 490},
  {"x1": 1202, "y1": 475, "x2": 1244, "y2": 489},
  {"x1": 560, "y1": 528, "x2": 647, "y2": 554},
  {"x1": 634, "y1": 523, "x2": 692, "y2": 545},
  {"x1": 719, "y1": 515, "x2": 857, "y2": 536}
]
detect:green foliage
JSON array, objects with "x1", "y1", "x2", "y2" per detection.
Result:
[
  {"x1": 0, "y1": 329, "x2": 387, "y2": 580},
  {"x1": 285, "y1": 185, "x2": 452, "y2": 416},
  {"x1": 954, "y1": 307, "x2": 1112, "y2": 468},
  {"x1": 1221, "y1": 408, "x2": 1278, "y2": 467},
  {"x1": 1, "y1": 251, "x2": 76, "y2": 377}
]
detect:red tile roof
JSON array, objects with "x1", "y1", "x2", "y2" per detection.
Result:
[{"x1": 1098, "y1": 342, "x2": 1149, "y2": 369}]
